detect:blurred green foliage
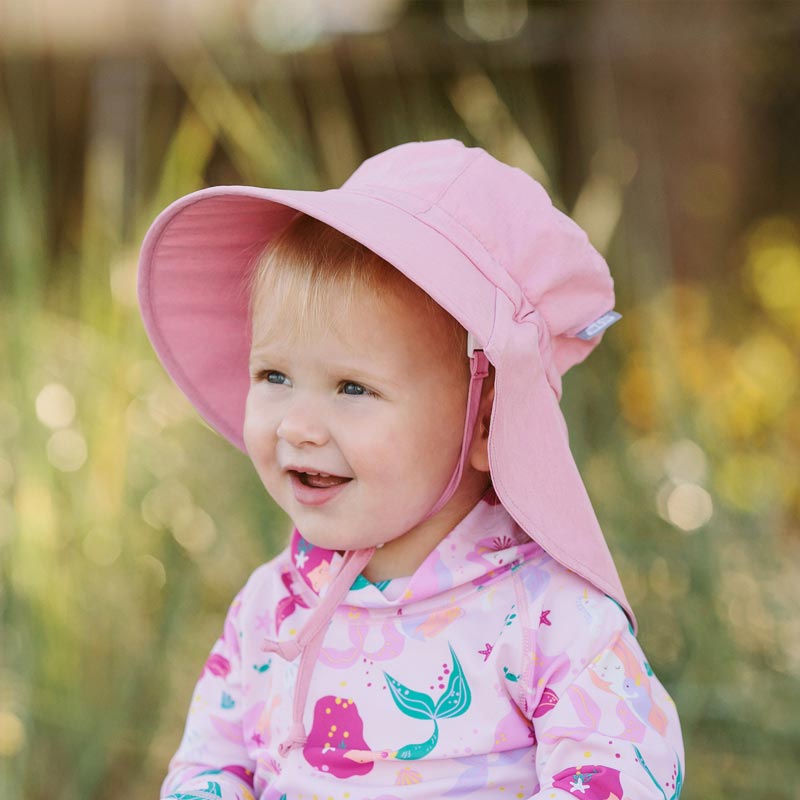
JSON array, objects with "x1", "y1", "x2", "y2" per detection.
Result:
[{"x1": 1, "y1": 2, "x2": 799, "y2": 799}]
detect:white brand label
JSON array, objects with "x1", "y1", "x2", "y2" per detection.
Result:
[{"x1": 573, "y1": 310, "x2": 622, "y2": 340}]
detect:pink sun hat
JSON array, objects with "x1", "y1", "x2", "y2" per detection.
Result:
[{"x1": 138, "y1": 138, "x2": 636, "y2": 633}]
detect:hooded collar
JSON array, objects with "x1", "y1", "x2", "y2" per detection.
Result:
[{"x1": 287, "y1": 485, "x2": 545, "y2": 609}]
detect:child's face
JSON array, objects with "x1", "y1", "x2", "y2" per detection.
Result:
[{"x1": 244, "y1": 282, "x2": 491, "y2": 575}]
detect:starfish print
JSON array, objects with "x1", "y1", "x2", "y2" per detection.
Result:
[
  {"x1": 294, "y1": 549, "x2": 309, "y2": 569},
  {"x1": 539, "y1": 609, "x2": 551, "y2": 626},
  {"x1": 250, "y1": 731, "x2": 264, "y2": 747},
  {"x1": 478, "y1": 643, "x2": 493, "y2": 661},
  {"x1": 569, "y1": 774, "x2": 590, "y2": 794}
]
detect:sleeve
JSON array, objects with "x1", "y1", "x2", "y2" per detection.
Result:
[
  {"x1": 518, "y1": 572, "x2": 685, "y2": 800},
  {"x1": 159, "y1": 587, "x2": 257, "y2": 800}
]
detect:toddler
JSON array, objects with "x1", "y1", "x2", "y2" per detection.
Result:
[{"x1": 138, "y1": 139, "x2": 685, "y2": 799}]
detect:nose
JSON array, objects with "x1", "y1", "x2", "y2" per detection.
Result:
[{"x1": 276, "y1": 404, "x2": 330, "y2": 447}]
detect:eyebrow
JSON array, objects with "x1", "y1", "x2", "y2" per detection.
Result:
[{"x1": 327, "y1": 363, "x2": 402, "y2": 389}]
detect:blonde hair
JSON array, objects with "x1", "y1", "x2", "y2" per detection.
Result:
[{"x1": 246, "y1": 213, "x2": 468, "y2": 374}]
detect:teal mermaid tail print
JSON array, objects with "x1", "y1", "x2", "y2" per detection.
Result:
[
  {"x1": 383, "y1": 643, "x2": 471, "y2": 760},
  {"x1": 634, "y1": 745, "x2": 683, "y2": 800},
  {"x1": 301, "y1": 650, "x2": 470, "y2": 775},
  {"x1": 165, "y1": 782, "x2": 221, "y2": 799}
]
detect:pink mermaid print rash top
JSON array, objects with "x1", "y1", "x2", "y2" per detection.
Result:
[{"x1": 161, "y1": 487, "x2": 684, "y2": 799}]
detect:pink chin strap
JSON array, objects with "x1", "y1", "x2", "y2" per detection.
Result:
[
  {"x1": 262, "y1": 349, "x2": 490, "y2": 757},
  {"x1": 420, "y1": 348, "x2": 491, "y2": 520}
]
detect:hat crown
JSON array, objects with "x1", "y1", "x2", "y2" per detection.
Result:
[
  {"x1": 346, "y1": 139, "x2": 616, "y2": 378},
  {"x1": 343, "y1": 139, "x2": 476, "y2": 207}
]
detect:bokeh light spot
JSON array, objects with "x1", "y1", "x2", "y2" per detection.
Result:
[
  {"x1": 125, "y1": 397, "x2": 161, "y2": 437},
  {"x1": 46, "y1": 429, "x2": 87, "y2": 472},
  {"x1": 172, "y1": 507, "x2": 217, "y2": 554},
  {"x1": 458, "y1": 0, "x2": 528, "y2": 41},
  {"x1": 83, "y1": 526, "x2": 122, "y2": 566},
  {"x1": 35, "y1": 383, "x2": 76, "y2": 429},
  {"x1": 745, "y1": 217, "x2": 800, "y2": 332},
  {"x1": 0, "y1": 710, "x2": 25, "y2": 756},
  {"x1": 109, "y1": 251, "x2": 139, "y2": 308},
  {"x1": 137, "y1": 554, "x2": 167, "y2": 590},
  {"x1": 663, "y1": 439, "x2": 708, "y2": 484},
  {"x1": 146, "y1": 385, "x2": 193, "y2": 427},
  {"x1": 141, "y1": 480, "x2": 194, "y2": 530},
  {"x1": 657, "y1": 481, "x2": 713, "y2": 531}
]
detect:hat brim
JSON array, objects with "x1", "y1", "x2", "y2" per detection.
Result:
[{"x1": 138, "y1": 185, "x2": 496, "y2": 450}]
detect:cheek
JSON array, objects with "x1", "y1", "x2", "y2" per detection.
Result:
[
  {"x1": 339, "y1": 412, "x2": 409, "y2": 477},
  {"x1": 375, "y1": 405, "x2": 463, "y2": 479},
  {"x1": 243, "y1": 393, "x2": 276, "y2": 456},
  {"x1": 421, "y1": 394, "x2": 467, "y2": 453}
]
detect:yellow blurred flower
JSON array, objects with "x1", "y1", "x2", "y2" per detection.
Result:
[
  {"x1": 715, "y1": 451, "x2": 794, "y2": 512},
  {"x1": 745, "y1": 216, "x2": 800, "y2": 335},
  {"x1": 618, "y1": 352, "x2": 663, "y2": 431}
]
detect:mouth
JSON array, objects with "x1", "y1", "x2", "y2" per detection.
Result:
[
  {"x1": 287, "y1": 470, "x2": 352, "y2": 507},
  {"x1": 289, "y1": 470, "x2": 352, "y2": 489}
]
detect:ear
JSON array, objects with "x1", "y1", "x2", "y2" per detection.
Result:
[{"x1": 468, "y1": 371, "x2": 495, "y2": 473}]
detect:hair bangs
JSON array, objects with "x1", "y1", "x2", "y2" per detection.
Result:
[{"x1": 247, "y1": 213, "x2": 468, "y2": 372}]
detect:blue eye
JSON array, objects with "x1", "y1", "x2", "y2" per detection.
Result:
[
  {"x1": 342, "y1": 381, "x2": 375, "y2": 397},
  {"x1": 252, "y1": 370, "x2": 289, "y2": 385}
]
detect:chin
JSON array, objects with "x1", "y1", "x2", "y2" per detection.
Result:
[
  {"x1": 303, "y1": 533, "x2": 373, "y2": 553},
  {"x1": 294, "y1": 521, "x2": 381, "y2": 553}
]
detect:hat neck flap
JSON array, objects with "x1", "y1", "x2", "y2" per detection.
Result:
[{"x1": 484, "y1": 290, "x2": 637, "y2": 635}]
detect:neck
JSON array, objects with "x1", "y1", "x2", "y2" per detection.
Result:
[{"x1": 361, "y1": 475, "x2": 491, "y2": 583}]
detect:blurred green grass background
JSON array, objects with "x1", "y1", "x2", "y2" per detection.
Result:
[{"x1": 1, "y1": 2, "x2": 799, "y2": 798}]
